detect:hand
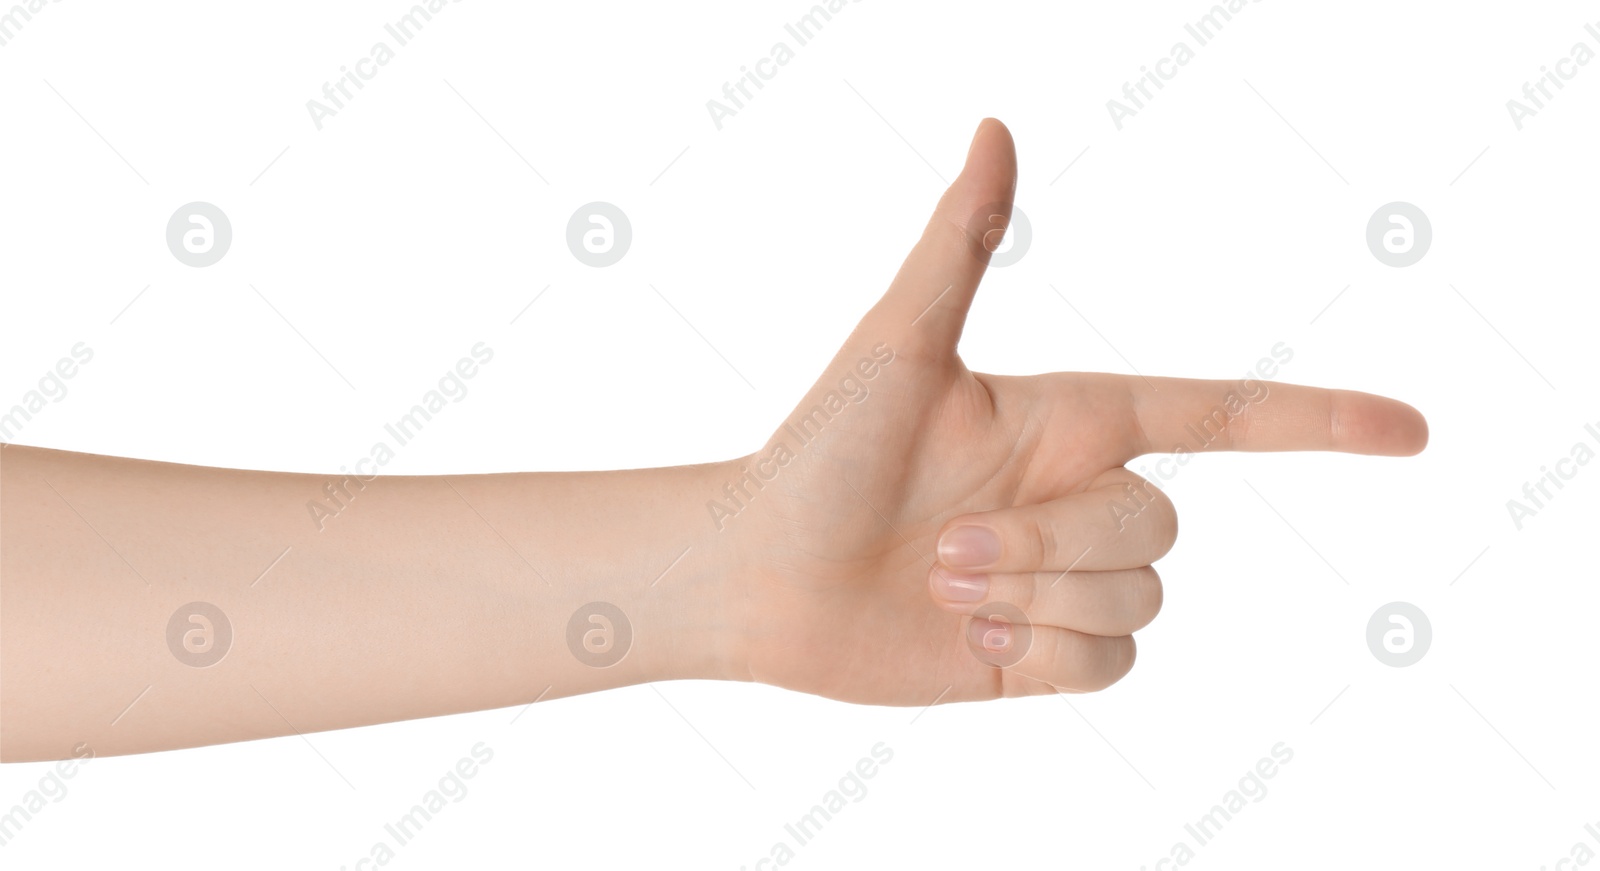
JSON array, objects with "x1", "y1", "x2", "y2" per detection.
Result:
[
  {"x1": 0, "y1": 119, "x2": 1427, "y2": 761},
  {"x1": 724, "y1": 118, "x2": 1428, "y2": 706}
]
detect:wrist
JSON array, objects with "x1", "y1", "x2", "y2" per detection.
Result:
[
  {"x1": 660, "y1": 455, "x2": 757, "y2": 685},
  {"x1": 543, "y1": 457, "x2": 756, "y2": 688}
]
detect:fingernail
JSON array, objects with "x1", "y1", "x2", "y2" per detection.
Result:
[
  {"x1": 938, "y1": 525, "x2": 1000, "y2": 569},
  {"x1": 969, "y1": 618, "x2": 1012, "y2": 652},
  {"x1": 929, "y1": 567, "x2": 988, "y2": 603}
]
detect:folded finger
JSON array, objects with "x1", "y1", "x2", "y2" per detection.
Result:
[
  {"x1": 930, "y1": 564, "x2": 1162, "y2": 637},
  {"x1": 966, "y1": 618, "x2": 1135, "y2": 692},
  {"x1": 935, "y1": 471, "x2": 1176, "y2": 573}
]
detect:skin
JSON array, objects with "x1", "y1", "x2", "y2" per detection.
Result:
[{"x1": 0, "y1": 119, "x2": 1427, "y2": 762}]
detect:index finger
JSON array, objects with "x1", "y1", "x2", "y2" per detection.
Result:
[{"x1": 1126, "y1": 375, "x2": 1429, "y2": 458}]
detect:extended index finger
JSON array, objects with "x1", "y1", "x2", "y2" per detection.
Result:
[{"x1": 1126, "y1": 375, "x2": 1428, "y2": 458}]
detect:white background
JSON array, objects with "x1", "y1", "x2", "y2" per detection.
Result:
[{"x1": 2, "y1": 1, "x2": 1598, "y2": 868}]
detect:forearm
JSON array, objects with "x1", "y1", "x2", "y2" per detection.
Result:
[{"x1": 0, "y1": 445, "x2": 750, "y2": 761}]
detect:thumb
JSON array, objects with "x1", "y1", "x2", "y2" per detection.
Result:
[{"x1": 862, "y1": 117, "x2": 1018, "y2": 360}]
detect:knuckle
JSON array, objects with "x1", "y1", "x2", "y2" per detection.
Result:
[
  {"x1": 1143, "y1": 487, "x2": 1179, "y2": 560},
  {"x1": 1006, "y1": 572, "x2": 1040, "y2": 615},
  {"x1": 1028, "y1": 512, "x2": 1061, "y2": 567},
  {"x1": 1090, "y1": 636, "x2": 1137, "y2": 691},
  {"x1": 1114, "y1": 636, "x2": 1138, "y2": 682},
  {"x1": 1036, "y1": 631, "x2": 1138, "y2": 693},
  {"x1": 1103, "y1": 473, "x2": 1179, "y2": 561},
  {"x1": 1125, "y1": 566, "x2": 1164, "y2": 631}
]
